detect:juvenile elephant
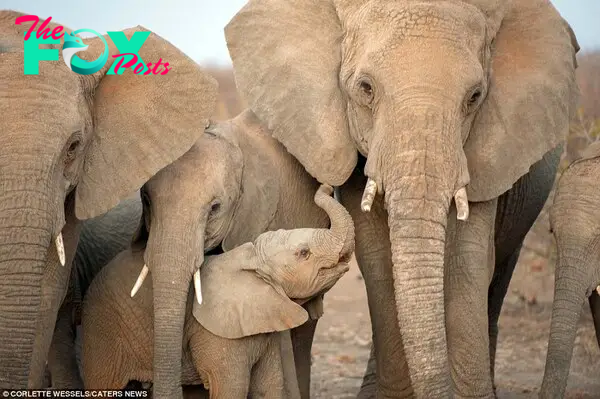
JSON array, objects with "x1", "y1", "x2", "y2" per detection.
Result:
[
  {"x1": 0, "y1": 11, "x2": 216, "y2": 387},
  {"x1": 127, "y1": 109, "x2": 333, "y2": 398},
  {"x1": 81, "y1": 184, "x2": 355, "y2": 398},
  {"x1": 540, "y1": 142, "x2": 600, "y2": 398},
  {"x1": 224, "y1": 0, "x2": 580, "y2": 396}
]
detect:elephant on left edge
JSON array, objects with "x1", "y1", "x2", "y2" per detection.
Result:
[{"x1": 0, "y1": 10, "x2": 218, "y2": 388}]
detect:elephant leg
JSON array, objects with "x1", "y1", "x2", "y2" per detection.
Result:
[
  {"x1": 445, "y1": 199, "x2": 498, "y2": 398},
  {"x1": 290, "y1": 318, "x2": 317, "y2": 399},
  {"x1": 357, "y1": 342, "x2": 377, "y2": 399},
  {"x1": 249, "y1": 334, "x2": 290, "y2": 399},
  {"x1": 590, "y1": 289, "x2": 600, "y2": 348},
  {"x1": 486, "y1": 245, "x2": 520, "y2": 388},
  {"x1": 47, "y1": 272, "x2": 83, "y2": 388},
  {"x1": 279, "y1": 331, "x2": 301, "y2": 399},
  {"x1": 342, "y1": 174, "x2": 412, "y2": 398}
]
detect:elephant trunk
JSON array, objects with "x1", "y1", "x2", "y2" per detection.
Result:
[
  {"x1": 373, "y1": 107, "x2": 465, "y2": 397},
  {"x1": 0, "y1": 182, "x2": 55, "y2": 388},
  {"x1": 314, "y1": 186, "x2": 355, "y2": 259},
  {"x1": 145, "y1": 217, "x2": 204, "y2": 399},
  {"x1": 540, "y1": 244, "x2": 595, "y2": 397}
]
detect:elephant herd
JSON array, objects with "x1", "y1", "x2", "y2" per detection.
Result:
[{"x1": 0, "y1": 0, "x2": 598, "y2": 398}]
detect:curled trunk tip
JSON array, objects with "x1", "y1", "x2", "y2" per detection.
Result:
[{"x1": 314, "y1": 184, "x2": 355, "y2": 258}]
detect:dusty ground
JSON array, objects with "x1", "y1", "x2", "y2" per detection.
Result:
[{"x1": 310, "y1": 256, "x2": 600, "y2": 398}]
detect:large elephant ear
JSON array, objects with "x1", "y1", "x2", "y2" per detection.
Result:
[
  {"x1": 463, "y1": 0, "x2": 580, "y2": 202},
  {"x1": 75, "y1": 27, "x2": 218, "y2": 219},
  {"x1": 222, "y1": 110, "x2": 280, "y2": 251},
  {"x1": 224, "y1": 0, "x2": 357, "y2": 186},
  {"x1": 192, "y1": 243, "x2": 308, "y2": 339}
]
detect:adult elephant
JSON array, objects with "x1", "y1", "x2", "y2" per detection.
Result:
[
  {"x1": 224, "y1": 1, "x2": 580, "y2": 397},
  {"x1": 0, "y1": 11, "x2": 216, "y2": 389}
]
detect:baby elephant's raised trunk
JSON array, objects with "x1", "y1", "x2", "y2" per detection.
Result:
[{"x1": 314, "y1": 185, "x2": 355, "y2": 261}]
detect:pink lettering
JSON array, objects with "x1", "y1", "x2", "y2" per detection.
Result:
[
  {"x1": 15, "y1": 15, "x2": 64, "y2": 41},
  {"x1": 133, "y1": 61, "x2": 145, "y2": 75},
  {"x1": 15, "y1": 15, "x2": 40, "y2": 41},
  {"x1": 151, "y1": 58, "x2": 164, "y2": 75},
  {"x1": 36, "y1": 16, "x2": 52, "y2": 39},
  {"x1": 111, "y1": 53, "x2": 139, "y2": 73},
  {"x1": 143, "y1": 62, "x2": 153, "y2": 76},
  {"x1": 160, "y1": 62, "x2": 171, "y2": 75},
  {"x1": 51, "y1": 25, "x2": 64, "y2": 40}
]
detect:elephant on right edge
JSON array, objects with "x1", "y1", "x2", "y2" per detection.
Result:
[
  {"x1": 540, "y1": 141, "x2": 600, "y2": 398},
  {"x1": 81, "y1": 184, "x2": 355, "y2": 398},
  {"x1": 224, "y1": 0, "x2": 581, "y2": 396}
]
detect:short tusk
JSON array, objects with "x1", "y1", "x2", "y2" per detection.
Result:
[
  {"x1": 454, "y1": 187, "x2": 469, "y2": 221},
  {"x1": 361, "y1": 178, "x2": 377, "y2": 212},
  {"x1": 55, "y1": 233, "x2": 66, "y2": 266},
  {"x1": 596, "y1": 285, "x2": 600, "y2": 296},
  {"x1": 194, "y1": 269, "x2": 203, "y2": 305},
  {"x1": 130, "y1": 264, "x2": 149, "y2": 298}
]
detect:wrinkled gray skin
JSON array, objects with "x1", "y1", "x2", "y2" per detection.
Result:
[
  {"x1": 540, "y1": 142, "x2": 600, "y2": 398},
  {"x1": 224, "y1": 0, "x2": 580, "y2": 396},
  {"x1": 0, "y1": 11, "x2": 216, "y2": 388},
  {"x1": 47, "y1": 196, "x2": 142, "y2": 388},
  {"x1": 81, "y1": 184, "x2": 354, "y2": 398}
]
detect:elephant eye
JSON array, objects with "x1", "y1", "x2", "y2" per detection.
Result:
[
  {"x1": 469, "y1": 90, "x2": 481, "y2": 105},
  {"x1": 338, "y1": 253, "x2": 351, "y2": 263},
  {"x1": 360, "y1": 81, "x2": 372, "y2": 96},
  {"x1": 210, "y1": 202, "x2": 221, "y2": 214},
  {"x1": 64, "y1": 137, "x2": 81, "y2": 164},
  {"x1": 296, "y1": 247, "x2": 311, "y2": 260},
  {"x1": 465, "y1": 86, "x2": 483, "y2": 113}
]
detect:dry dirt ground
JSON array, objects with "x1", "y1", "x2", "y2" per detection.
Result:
[{"x1": 310, "y1": 257, "x2": 600, "y2": 398}]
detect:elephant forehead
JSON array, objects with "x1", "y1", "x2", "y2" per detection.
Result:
[
  {"x1": 1, "y1": 54, "x2": 82, "y2": 134},
  {"x1": 148, "y1": 136, "x2": 241, "y2": 191},
  {"x1": 350, "y1": 1, "x2": 486, "y2": 45}
]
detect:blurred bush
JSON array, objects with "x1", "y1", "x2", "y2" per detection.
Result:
[{"x1": 203, "y1": 65, "x2": 246, "y2": 121}]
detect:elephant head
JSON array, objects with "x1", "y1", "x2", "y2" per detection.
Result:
[
  {"x1": 541, "y1": 141, "x2": 600, "y2": 397},
  {"x1": 224, "y1": 0, "x2": 580, "y2": 394},
  {"x1": 0, "y1": 10, "x2": 217, "y2": 389},
  {"x1": 193, "y1": 184, "x2": 355, "y2": 339}
]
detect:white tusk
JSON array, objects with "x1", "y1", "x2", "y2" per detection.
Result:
[
  {"x1": 194, "y1": 269, "x2": 203, "y2": 305},
  {"x1": 55, "y1": 233, "x2": 66, "y2": 266},
  {"x1": 454, "y1": 187, "x2": 469, "y2": 221},
  {"x1": 361, "y1": 178, "x2": 377, "y2": 212},
  {"x1": 130, "y1": 264, "x2": 149, "y2": 298},
  {"x1": 596, "y1": 285, "x2": 600, "y2": 296}
]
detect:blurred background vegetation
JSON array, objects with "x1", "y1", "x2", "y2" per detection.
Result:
[{"x1": 203, "y1": 52, "x2": 600, "y2": 296}]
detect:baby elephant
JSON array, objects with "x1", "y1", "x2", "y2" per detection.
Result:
[
  {"x1": 540, "y1": 142, "x2": 600, "y2": 398},
  {"x1": 81, "y1": 184, "x2": 354, "y2": 398}
]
